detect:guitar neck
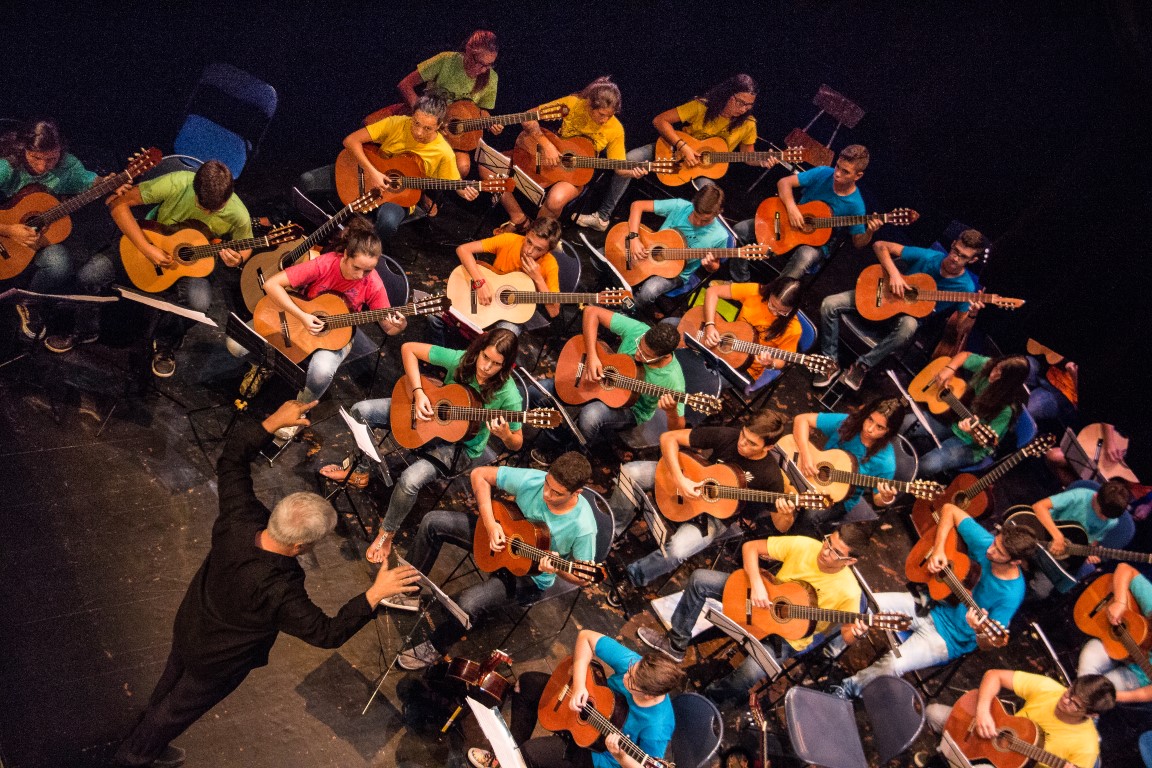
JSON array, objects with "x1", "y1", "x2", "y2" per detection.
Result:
[
  {"x1": 282, "y1": 206, "x2": 355, "y2": 262},
  {"x1": 507, "y1": 538, "x2": 583, "y2": 576},
  {"x1": 708, "y1": 485, "x2": 811, "y2": 505},
  {"x1": 178, "y1": 234, "x2": 272, "y2": 262},
  {"x1": 31, "y1": 168, "x2": 135, "y2": 228},
  {"x1": 709, "y1": 333, "x2": 812, "y2": 365},
  {"x1": 453, "y1": 109, "x2": 540, "y2": 132},
  {"x1": 322, "y1": 300, "x2": 431, "y2": 329},
  {"x1": 397, "y1": 177, "x2": 489, "y2": 191},
  {"x1": 966, "y1": 448, "x2": 1029, "y2": 497},
  {"x1": 824, "y1": 468, "x2": 917, "y2": 495},
  {"x1": 996, "y1": 732, "x2": 1079, "y2": 768},
  {"x1": 778, "y1": 602, "x2": 875, "y2": 626},
  {"x1": 1065, "y1": 543, "x2": 1152, "y2": 565},
  {"x1": 699, "y1": 149, "x2": 789, "y2": 164},
  {"x1": 601, "y1": 369, "x2": 688, "y2": 404},
  {"x1": 1117, "y1": 624, "x2": 1152, "y2": 681},
  {"x1": 938, "y1": 389, "x2": 978, "y2": 423},
  {"x1": 808, "y1": 212, "x2": 902, "y2": 229},
  {"x1": 649, "y1": 247, "x2": 763, "y2": 260},
  {"x1": 937, "y1": 564, "x2": 983, "y2": 614},
  {"x1": 576, "y1": 701, "x2": 657, "y2": 768},
  {"x1": 501, "y1": 290, "x2": 613, "y2": 305},
  {"x1": 559, "y1": 153, "x2": 653, "y2": 171}
]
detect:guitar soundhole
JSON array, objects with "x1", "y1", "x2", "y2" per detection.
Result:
[
  {"x1": 498, "y1": 289, "x2": 516, "y2": 305},
  {"x1": 650, "y1": 248, "x2": 666, "y2": 262},
  {"x1": 701, "y1": 481, "x2": 719, "y2": 501},
  {"x1": 815, "y1": 463, "x2": 833, "y2": 484},
  {"x1": 383, "y1": 173, "x2": 403, "y2": 191},
  {"x1": 717, "y1": 335, "x2": 736, "y2": 353},
  {"x1": 904, "y1": 287, "x2": 919, "y2": 302},
  {"x1": 772, "y1": 602, "x2": 791, "y2": 620},
  {"x1": 993, "y1": 729, "x2": 1015, "y2": 752},
  {"x1": 435, "y1": 400, "x2": 452, "y2": 423},
  {"x1": 601, "y1": 367, "x2": 618, "y2": 390},
  {"x1": 175, "y1": 244, "x2": 193, "y2": 264}
]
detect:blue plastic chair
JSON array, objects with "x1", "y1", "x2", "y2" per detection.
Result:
[
  {"x1": 174, "y1": 63, "x2": 278, "y2": 178},
  {"x1": 669, "y1": 693, "x2": 723, "y2": 768},
  {"x1": 956, "y1": 408, "x2": 1038, "y2": 474}
]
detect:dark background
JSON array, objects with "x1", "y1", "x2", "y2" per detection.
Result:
[{"x1": 5, "y1": 0, "x2": 1152, "y2": 469}]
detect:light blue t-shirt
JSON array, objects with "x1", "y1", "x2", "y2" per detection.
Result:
[
  {"x1": 797, "y1": 165, "x2": 866, "y2": 236},
  {"x1": 590, "y1": 636, "x2": 675, "y2": 768},
  {"x1": 653, "y1": 198, "x2": 729, "y2": 281},
  {"x1": 1048, "y1": 487, "x2": 1119, "y2": 543},
  {"x1": 815, "y1": 412, "x2": 896, "y2": 509},
  {"x1": 931, "y1": 517, "x2": 1025, "y2": 658},
  {"x1": 0, "y1": 153, "x2": 96, "y2": 199},
  {"x1": 900, "y1": 246, "x2": 979, "y2": 314},
  {"x1": 1127, "y1": 574, "x2": 1152, "y2": 685},
  {"x1": 496, "y1": 466, "x2": 597, "y2": 589}
]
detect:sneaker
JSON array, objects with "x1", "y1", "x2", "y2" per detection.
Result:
[
  {"x1": 827, "y1": 683, "x2": 851, "y2": 700},
  {"x1": 274, "y1": 424, "x2": 301, "y2": 442},
  {"x1": 380, "y1": 593, "x2": 420, "y2": 612},
  {"x1": 44, "y1": 331, "x2": 99, "y2": 354},
  {"x1": 841, "y1": 362, "x2": 868, "y2": 391},
  {"x1": 529, "y1": 448, "x2": 552, "y2": 468},
  {"x1": 397, "y1": 640, "x2": 442, "y2": 670},
  {"x1": 636, "y1": 626, "x2": 685, "y2": 664},
  {"x1": 240, "y1": 364, "x2": 272, "y2": 397},
  {"x1": 811, "y1": 363, "x2": 839, "y2": 388},
  {"x1": 151, "y1": 746, "x2": 187, "y2": 768},
  {"x1": 575, "y1": 212, "x2": 609, "y2": 232},
  {"x1": 15, "y1": 302, "x2": 45, "y2": 341},
  {"x1": 467, "y1": 748, "x2": 499, "y2": 768},
  {"x1": 151, "y1": 344, "x2": 177, "y2": 378}
]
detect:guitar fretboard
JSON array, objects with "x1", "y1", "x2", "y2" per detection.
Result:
[
  {"x1": 696, "y1": 149, "x2": 791, "y2": 164},
  {"x1": 29, "y1": 168, "x2": 136, "y2": 228},
  {"x1": 702, "y1": 484, "x2": 816, "y2": 506},
  {"x1": 174, "y1": 234, "x2": 274, "y2": 263},
  {"x1": 1064, "y1": 544, "x2": 1152, "y2": 565},
  {"x1": 497, "y1": 290, "x2": 611, "y2": 305},
  {"x1": 992, "y1": 730, "x2": 1079, "y2": 768},
  {"x1": 281, "y1": 205, "x2": 357, "y2": 265},
  {"x1": 961, "y1": 445, "x2": 1033, "y2": 500},
  {"x1": 801, "y1": 211, "x2": 904, "y2": 229},
  {"x1": 597, "y1": 366, "x2": 690, "y2": 405},
  {"x1": 879, "y1": 277, "x2": 1005, "y2": 306},
  {"x1": 389, "y1": 177, "x2": 497, "y2": 192},
  {"x1": 818, "y1": 467, "x2": 924, "y2": 496},
  {"x1": 506, "y1": 539, "x2": 584, "y2": 577},
  {"x1": 559, "y1": 684, "x2": 659, "y2": 768},
  {"x1": 647, "y1": 246, "x2": 766, "y2": 260},
  {"x1": 449, "y1": 109, "x2": 541, "y2": 133},
  {"x1": 695, "y1": 331, "x2": 818, "y2": 366},
  {"x1": 320, "y1": 300, "x2": 441, "y2": 329},
  {"x1": 419, "y1": 403, "x2": 539, "y2": 425}
]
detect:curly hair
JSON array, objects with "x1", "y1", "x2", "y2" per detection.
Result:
[
  {"x1": 550, "y1": 451, "x2": 592, "y2": 492},
  {"x1": 642, "y1": 323, "x2": 681, "y2": 359},
  {"x1": 837, "y1": 396, "x2": 907, "y2": 461},
  {"x1": 699, "y1": 73, "x2": 758, "y2": 130}
]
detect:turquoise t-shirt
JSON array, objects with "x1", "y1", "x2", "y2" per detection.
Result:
[
  {"x1": 1049, "y1": 487, "x2": 1119, "y2": 543},
  {"x1": 427, "y1": 345, "x2": 523, "y2": 458},
  {"x1": 652, "y1": 198, "x2": 729, "y2": 281},
  {"x1": 1127, "y1": 574, "x2": 1152, "y2": 685},
  {"x1": 608, "y1": 312, "x2": 685, "y2": 424},
  {"x1": 900, "y1": 246, "x2": 979, "y2": 314},
  {"x1": 0, "y1": 153, "x2": 96, "y2": 199},
  {"x1": 796, "y1": 165, "x2": 866, "y2": 235},
  {"x1": 496, "y1": 466, "x2": 597, "y2": 589},
  {"x1": 814, "y1": 412, "x2": 896, "y2": 509},
  {"x1": 590, "y1": 636, "x2": 676, "y2": 768},
  {"x1": 136, "y1": 171, "x2": 253, "y2": 239},
  {"x1": 931, "y1": 517, "x2": 1025, "y2": 658}
]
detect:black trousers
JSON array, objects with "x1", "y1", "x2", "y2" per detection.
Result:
[{"x1": 510, "y1": 671, "x2": 594, "y2": 768}]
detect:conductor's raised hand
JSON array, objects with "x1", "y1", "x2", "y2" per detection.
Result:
[
  {"x1": 263, "y1": 399, "x2": 318, "y2": 434},
  {"x1": 373, "y1": 563, "x2": 421, "y2": 599}
]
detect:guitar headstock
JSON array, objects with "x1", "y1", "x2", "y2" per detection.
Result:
[
  {"x1": 990, "y1": 296, "x2": 1025, "y2": 310},
  {"x1": 907, "y1": 479, "x2": 946, "y2": 500},
  {"x1": 536, "y1": 103, "x2": 570, "y2": 122},
  {"x1": 596, "y1": 289, "x2": 633, "y2": 306},
  {"x1": 870, "y1": 611, "x2": 914, "y2": 631},
  {"x1": 476, "y1": 175, "x2": 515, "y2": 194},
  {"x1": 885, "y1": 208, "x2": 920, "y2": 226},
  {"x1": 572, "y1": 560, "x2": 608, "y2": 585},
  {"x1": 350, "y1": 187, "x2": 386, "y2": 214},
  {"x1": 524, "y1": 408, "x2": 563, "y2": 429},
  {"x1": 802, "y1": 355, "x2": 838, "y2": 376},
  {"x1": 780, "y1": 147, "x2": 806, "y2": 164},
  {"x1": 977, "y1": 617, "x2": 1010, "y2": 646},
  {"x1": 1022, "y1": 433, "x2": 1057, "y2": 458},
  {"x1": 796, "y1": 492, "x2": 833, "y2": 510},
  {"x1": 973, "y1": 423, "x2": 999, "y2": 449},
  {"x1": 265, "y1": 222, "x2": 305, "y2": 246},
  {"x1": 649, "y1": 159, "x2": 681, "y2": 174},
  {"x1": 126, "y1": 147, "x2": 163, "y2": 178},
  {"x1": 737, "y1": 243, "x2": 773, "y2": 260},
  {"x1": 686, "y1": 393, "x2": 723, "y2": 416},
  {"x1": 411, "y1": 293, "x2": 452, "y2": 316}
]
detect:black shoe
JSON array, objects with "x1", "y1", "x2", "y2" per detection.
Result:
[
  {"x1": 151, "y1": 746, "x2": 186, "y2": 768},
  {"x1": 15, "y1": 301, "x2": 45, "y2": 341},
  {"x1": 151, "y1": 342, "x2": 177, "y2": 378},
  {"x1": 842, "y1": 362, "x2": 868, "y2": 391},
  {"x1": 812, "y1": 363, "x2": 840, "y2": 388},
  {"x1": 636, "y1": 626, "x2": 686, "y2": 663}
]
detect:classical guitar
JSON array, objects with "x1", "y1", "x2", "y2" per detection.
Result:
[
  {"x1": 121, "y1": 221, "x2": 303, "y2": 293},
  {"x1": 676, "y1": 306, "x2": 837, "y2": 376},
  {"x1": 654, "y1": 452, "x2": 830, "y2": 522},
  {"x1": 539, "y1": 655, "x2": 674, "y2": 768},
  {"x1": 511, "y1": 130, "x2": 678, "y2": 189},
  {"x1": 905, "y1": 525, "x2": 1010, "y2": 647},
  {"x1": 603, "y1": 223, "x2": 771, "y2": 285},
  {"x1": 445, "y1": 649, "x2": 513, "y2": 710},
  {"x1": 653, "y1": 133, "x2": 805, "y2": 186},
  {"x1": 334, "y1": 147, "x2": 512, "y2": 207},
  {"x1": 722, "y1": 569, "x2": 912, "y2": 641},
  {"x1": 910, "y1": 434, "x2": 1055, "y2": 535},
  {"x1": 1077, "y1": 422, "x2": 1139, "y2": 483},
  {"x1": 1074, "y1": 573, "x2": 1152, "y2": 674},
  {"x1": 854, "y1": 263, "x2": 1025, "y2": 321},
  {"x1": 389, "y1": 375, "x2": 562, "y2": 449},
  {"x1": 238, "y1": 189, "x2": 386, "y2": 312},
  {"x1": 774, "y1": 434, "x2": 945, "y2": 502},
  {"x1": 251, "y1": 292, "x2": 450, "y2": 363},
  {"x1": 442, "y1": 101, "x2": 568, "y2": 152},
  {"x1": 747, "y1": 683, "x2": 771, "y2": 768},
  {"x1": 554, "y1": 335, "x2": 723, "y2": 416},
  {"x1": 0, "y1": 147, "x2": 161, "y2": 280},
  {"x1": 754, "y1": 199, "x2": 919, "y2": 253},
  {"x1": 945, "y1": 689, "x2": 1078, "y2": 768},
  {"x1": 473, "y1": 500, "x2": 606, "y2": 583},
  {"x1": 907, "y1": 356, "x2": 1001, "y2": 449},
  {"x1": 446, "y1": 262, "x2": 631, "y2": 327}
]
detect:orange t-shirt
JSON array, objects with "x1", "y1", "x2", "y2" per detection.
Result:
[
  {"x1": 478, "y1": 232, "x2": 560, "y2": 291},
  {"x1": 731, "y1": 282, "x2": 801, "y2": 380}
]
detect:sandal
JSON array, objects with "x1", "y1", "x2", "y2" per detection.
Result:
[
  {"x1": 493, "y1": 218, "x2": 528, "y2": 236},
  {"x1": 366, "y1": 530, "x2": 395, "y2": 564},
  {"x1": 319, "y1": 463, "x2": 369, "y2": 489}
]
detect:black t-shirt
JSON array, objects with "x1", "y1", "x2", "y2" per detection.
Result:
[{"x1": 688, "y1": 426, "x2": 783, "y2": 520}]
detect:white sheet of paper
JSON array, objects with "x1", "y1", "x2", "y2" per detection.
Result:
[
  {"x1": 704, "y1": 605, "x2": 782, "y2": 678},
  {"x1": 0, "y1": 287, "x2": 119, "y2": 304},
  {"x1": 116, "y1": 285, "x2": 217, "y2": 326},
  {"x1": 339, "y1": 407, "x2": 381, "y2": 464},
  {"x1": 649, "y1": 591, "x2": 723, "y2": 638},
  {"x1": 466, "y1": 698, "x2": 528, "y2": 768},
  {"x1": 396, "y1": 556, "x2": 471, "y2": 629}
]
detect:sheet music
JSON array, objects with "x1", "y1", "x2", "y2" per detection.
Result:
[
  {"x1": 0, "y1": 287, "x2": 119, "y2": 304},
  {"x1": 886, "y1": 369, "x2": 942, "y2": 450},
  {"x1": 466, "y1": 698, "x2": 528, "y2": 768},
  {"x1": 649, "y1": 591, "x2": 721, "y2": 638},
  {"x1": 578, "y1": 232, "x2": 631, "y2": 292},
  {"x1": 116, "y1": 285, "x2": 218, "y2": 326},
  {"x1": 684, "y1": 332, "x2": 751, "y2": 388},
  {"x1": 340, "y1": 407, "x2": 382, "y2": 464},
  {"x1": 396, "y1": 556, "x2": 471, "y2": 629},
  {"x1": 703, "y1": 605, "x2": 783, "y2": 679}
]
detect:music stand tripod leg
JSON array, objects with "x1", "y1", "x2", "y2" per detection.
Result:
[
  {"x1": 362, "y1": 595, "x2": 435, "y2": 715},
  {"x1": 321, "y1": 447, "x2": 371, "y2": 541}
]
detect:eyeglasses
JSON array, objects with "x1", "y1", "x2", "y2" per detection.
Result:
[
  {"x1": 732, "y1": 96, "x2": 756, "y2": 108},
  {"x1": 635, "y1": 345, "x2": 667, "y2": 365},
  {"x1": 822, "y1": 534, "x2": 854, "y2": 562}
]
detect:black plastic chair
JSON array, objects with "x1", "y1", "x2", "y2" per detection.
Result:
[
  {"x1": 174, "y1": 63, "x2": 277, "y2": 178},
  {"x1": 668, "y1": 692, "x2": 724, "y2": 768}
]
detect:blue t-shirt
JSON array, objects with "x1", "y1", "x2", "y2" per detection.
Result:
[
  {"x1": 931, "y1": 517, "x2": 1025, "y2": 658},
  {"x1": 0, "y1": 153, "x2": 96, "y2": 199},
  {"x1": 496, "y1": 466, "x2": 597, "y2": 589},
  {"x1": 653, "y1": 198, "x2": 729, "y2": 281},
  {"x1": 1127, "y1": 574, "x2": 1152, "y2": 685},
  {"x1": 796, "y1": 166, "x2": 866, "y2": 235},
  {"x1": 815, "y1": 413, "x2": 896, "y2": 509},
  {"x1": 899, "y1": 246, "x2": 979, "y2": 314},
  {"x1": 591, "y1": 636, "x2": 675, "y2": 768},
  {"x1": 1048, "y1": 487, "x2": 1119, "y2": 543}
]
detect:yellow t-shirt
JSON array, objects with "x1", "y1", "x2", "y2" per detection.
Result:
[
  {"x1": 1012, "y1": 672, "x2": 1100, "y2": 768},
  {"x1": 478, "y1": 233, "x2": 560, "y2": 292},
  {"x1": 545, "y1": 94, "x2": 626, "y2": 160},
  {"x1": 764, "y1": 536, "x2": 861, "y2": 652},
  {"x1": 730, "y1": 283, "x2": 802, "y2": 380},
  {"x1": 675, "y1": 99, "x2": 758, "y2": 150},
  {"x1": 365, "y1": 115, "x2": 460, "y2": 180}
]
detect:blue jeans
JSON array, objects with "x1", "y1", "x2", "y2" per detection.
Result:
[
  {"x1": 820, "y1": 289, "x2": 920, "y2": 369},
  {"x1": 154, "y1": 276, "x2": 213, "y2": 348},
  {"x1": 839, "y1": 591, "x2": 951, "y2": 697},
  {"x1": 634, "y1": 274, "x2": 684, "y2": 309},
  {"x1": 902, "y1": 412, "x2": 980, "y2": 477},
  {"x1": 596, "y1": 144, "x2": 655, "y2": 220},
  {"x1": 733, "y1": 218, "x2": 827, "y2": 280},
  {"x1": 304, "y1": 328, "x2": 378, "y2": 399},
  {"x1": 28, "y1": 243, "x2": 75, "y2": 293},
  {"x1": 535, "y1": 378, "x2": 638, "y2": 448},
  {"x1": 1077, "y1": 637, "x2": 1144, "y2": 692}
]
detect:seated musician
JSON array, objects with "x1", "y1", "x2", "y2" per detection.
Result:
[
  {"x1": 700, "y1": 276, "x2": 802, "y2": 382},
  {"x1": 924, "y1": 669, "x2": 1114, "y2": 768},
  {"x1": 385, "y1": 456, "x2": 597, "y2": 670},
  {"x1": 298, "y1": 93, "x2": 478, "y2": 251},
  {"x1": 903, "y1": 352, "x2": 1030, "y2": 477},
  {"x1": 624, "y1": 185, "x2": 727, "y2": 309},
  {"x1": 393, "y1": 30, "x2": 501, "y2": 177},
  {"x1": 465, "y1": 629, "x2": 682, "y2": 768},
  {"x1": 636, "y1": 524, "x2": 870, "y2": 703},
  {"x1": 733, "y1": 144, "x2": 881, "y2": 281},
  {"x1": 815, "y1": 230, "x2": 987, "y2": 391},
  {"x1": 610, "y1": 409, "x2": 787, "y2": 587},
  {"x1": 1077, "y1": 562, "x2": 1152, "y2": 702},
  {"x1": 318, "y1": 329, "x2": 522, "y2": 563},
  {"x1": 491, "y1": 77, "x2": 640, "y2": 234},
  {"x1": 576, "y1": 73, "x2": 762, "y2": 237},
  {"x1": 790, "y1": 397, "x2": 907, "y2": 530},
  {"x1": 835, "y1": 503, "x2": 1036, "y2": 699}
]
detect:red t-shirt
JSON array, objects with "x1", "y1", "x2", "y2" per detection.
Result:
[{"x1": 283, "y1": 251, "x2": 390, "y2": 311}]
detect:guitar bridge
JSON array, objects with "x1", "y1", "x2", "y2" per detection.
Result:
[
  {"x1": 875, "y1": 278, "x2": 884, "y2": 307},
  {"x1": 278, "y1": 311, "x2": 292, "y2": 348},
  {"x1": 773, "y1": 211, "x2": 781, "y2": 241}
]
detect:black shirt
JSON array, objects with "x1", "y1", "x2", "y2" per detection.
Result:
[{"x1": 688, "y1": 426, "x2": 784, "y2": 520}]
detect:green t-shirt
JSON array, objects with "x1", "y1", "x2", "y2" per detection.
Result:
[
  {"x1": 951, "y1": 353, "x2": 1014, "y2": 458},
  {"x1": 0, "y1": 153, "x2": 96, "y2": 199},
  {"x1": 427, "y1": 345, "x2": 522, "y2": 458},
  {"x1": 417, "y1": 51, "x2": 498, "y2": 110},
  {"x1": 136, "y1": 171, "x2": 252, "y2": 240},
  {"x1": 607, "y1": 312, "x2": 685, "y2": 425}
]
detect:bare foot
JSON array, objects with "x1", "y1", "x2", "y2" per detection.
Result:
[{"x1": 366, "y1": 530, "x2": 395, "y2": 564}]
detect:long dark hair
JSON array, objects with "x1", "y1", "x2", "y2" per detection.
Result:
[
  {"x1": 458, "y1": 327, "x2": 518, "y2": 402},
  {"x1": 462, "y1": 30, "x2": 498, "y2": 96},
  {"x1": 699, "y1": 74, "x2": 757, "y2": 130},
  {"x1": 838, "y1": 396, "x2": 907, "y2": 461},
  {"x1": 964, "y1": 355, "x2": 1029, "y2": 422},
  {"x1": 756, "y1": 276, "x2": 801, "y2": 341},
  {"x1": 0, "y1": 118, "x2": 65, "y2": 170}
]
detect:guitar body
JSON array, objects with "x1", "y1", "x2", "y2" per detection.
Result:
[
  {"x1": 1074, "y1": 573, "x2": 1152, "y2": 662},
  {"x1": 554, "y1": 336, "x2": 640, "y2": 410},
  {"x1": 511, "y1": 129, "x2": 596, "y2": 188},
  {"x1": 676, "y1": 306, "x2": 756, "y2": 367},
  {"x1": 446, "y1": 263, "x2": 539, "y2": 327},
  {"x1": 908, "y1": 356, "x2": 971, "y2": 415},
  {"x1": 390, "y1": 377, "x2": 483, "y2": 450},
  {"x1": 240, "y1": 239, "x2": 317, "y2": 313},
  {"x1": 655, "y1": 452, "x2": 744, "y2": 522},
  {"x1": 603, "y1": 223, "x2": 686, "y2": 285},
  {"x1": 474, "y1": 500, "x2": 551, "y2": 577},
  {"x1": 538, "y1": 656, "x2": 627, "y2": 750},
  {"x1": 722, "y1": 569, "x2": 817, "y2": 641},
  {"x1": 654, "y1": 132, "x2": 730, "y2": 186},
  {"x1": 753, "y1": 198, "x2": 833, "y2": 253},
  {"x1": 910, "y1": 472, "x2": 989, "y2": 536},
  {"x1": 251, "y1": 292, "x2": 353, "y2": 363},
  {"x1": 443, "y1": 99, "x2": 488, "y2": 151},
  {"x1": 944, "y1": 689, "x2": 1039, "y2": 768},
  {"x1": 854, "y1": 264, "x2": 940, "y2": 321},
  {"x1": 773, "y1": 434, "x2": 855, "y2": 503},
  {"x1": 120, "y1": 220, "x2": 216, "y2": 293},
  {"x1": 1078, "y1": 423, "x2": 1139, "y2": 483},
  {"x1": 1002, "y1": 508, "x2": 1090, "y2": 592},
  {"x1": 0, "y1": 185, "x2": 71, "y2": 280},
  {"x1": 334, "y1": 146, "x2": 427, "y2": 207},
  {"x1": 905, "y1": 525, "x2": 974, "y2": 603}
]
